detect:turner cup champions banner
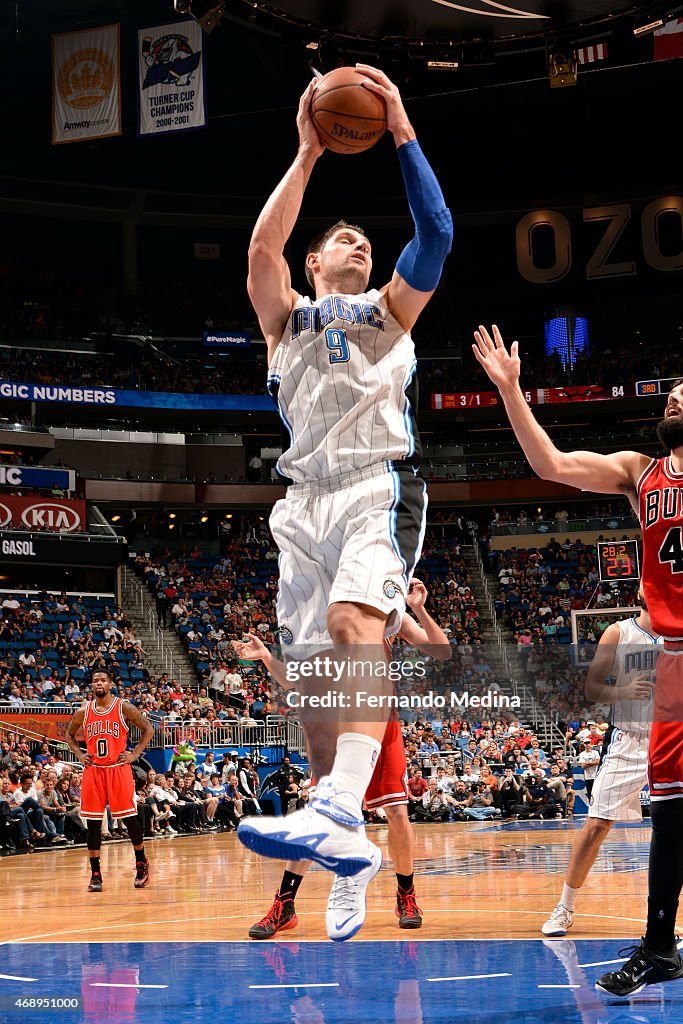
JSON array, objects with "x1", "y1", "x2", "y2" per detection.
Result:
[
  {"x1": 137, "y1": 20, "x2": 206, "y2": 137},
  {"x1": 52, "y1": 24, "x2": 121, "y2": 145}
]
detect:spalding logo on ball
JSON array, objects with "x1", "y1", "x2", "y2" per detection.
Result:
[{"x1": 310, "y1": 67, "x2": 387, "y2": 155}]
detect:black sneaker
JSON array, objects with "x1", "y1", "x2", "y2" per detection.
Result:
[
  {"x1": 395, "y1": 889, "x2": 423, "y2": 929},
  {"x1": 596, "y1": 939, "x2": 683, "y2": 997},
  {"x1": 88, "y1": 872, "x2": 103, "y2": 893},
  {"x1": 134, "y1": 859, "x2": 150, "y2": 889},
  {"x1": 248, "y1": 894, "x2": 298, "y2": 940}
]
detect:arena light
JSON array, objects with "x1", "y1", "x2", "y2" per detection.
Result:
[
  {"x1": 175, "y1": 0, "x2": 226, "y2": 34},
  {"x1": 544, "y1": 311, "x2": 590, "y2": 368},
  {"x1": 169, "y1": 513, "x2": 176, "y2": 519},
  {"x1": 633, "y1": 18, "x2": 665, "y2": 36},
  {"x1": 111, "y1": 515, "x2": 121, "y2": 523},
  {"x1": 548, "y1": 52, "x2": 577, "y2": 88},
  {"x1": 200, "y1": 515, "x2": 209, "y2": 523}
]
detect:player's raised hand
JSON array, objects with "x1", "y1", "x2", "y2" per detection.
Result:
[
  {"x1": 355, "y1": 64, "x2": 412, "y2": 139},
  {"x1": 297, "y1": 79, "x2": 325, "y2": 158},
  {"x1": 407, "y1": 578, "x2": 428, "y2": 611},
  {"x1": 233, "y1": 632, "x2": 269, "y2": 661},
  {"x1": 472, "y1": 325, "x2": 521, "y2": 392}
]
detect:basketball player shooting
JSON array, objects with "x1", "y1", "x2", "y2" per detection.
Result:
[
  {"x1": 237, "y1": 65, "x2": 452, "y2": 885},
  {"x1": 542, "y1": 590, "x2": 661, "y2": 937},
  {"x1": 65, "y1": 670, "x2": 154, "y2": 892},
  {"x1": 473, "y1": 325, "x2": 683, "y2": 996}
]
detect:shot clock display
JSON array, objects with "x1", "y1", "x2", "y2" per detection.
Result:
[{"x1": 597, "y1": 539, "x2": 640, "y2": 582}]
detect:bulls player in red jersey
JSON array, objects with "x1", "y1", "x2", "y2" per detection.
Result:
[
  {"x1": 235, "y1": 578, "x2": 451, "y2": 940},
  {"x1": 474, "y1": 326, "x2": 683, "y2": 997},
  {"x1": 65, "y1": 669, "x2": 154, "y2": 892}
]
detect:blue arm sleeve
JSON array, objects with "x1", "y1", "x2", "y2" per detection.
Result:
[{"x1": 395, "y1": 139, "x2": 453, "y2": 292}]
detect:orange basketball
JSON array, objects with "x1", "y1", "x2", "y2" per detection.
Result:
[{"x1": 310, "y1": 67, "x2": 387, "y2": 155}]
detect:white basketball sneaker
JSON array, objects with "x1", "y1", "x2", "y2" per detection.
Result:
[
  {"x1": 238, "y1": 776, "x2": 372, "y2": 877},
  {"x1": 326, "y1": 841, "x2": 383, "y2": 942},
  {"x1": 541, "y1": 903, "x2": 575, "y2": 937}
]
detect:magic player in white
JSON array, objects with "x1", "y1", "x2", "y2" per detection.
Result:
[
  {"x1": 237, "y1": 64, "x2": 452, "y2": 885},
  {"x1": 542, "y1": 591, "x2": 662, "y2": 936}
]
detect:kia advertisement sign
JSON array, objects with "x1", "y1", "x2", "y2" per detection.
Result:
[{"x1": 0, "y1": 497, "x2": 86, "y2": 532}]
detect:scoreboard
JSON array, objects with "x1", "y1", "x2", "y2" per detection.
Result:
[
  {"x1": 636, "y1": 377, "x2": 681, "y2": 397},
  {"x1": 431, "y1": 377, "x2": 679, "y2": 412},
  {"x1": 597, "y1": 539, "x2": 640, "y2": 582},
  {"x1": 431, "y1": 384, "x2": 624, "y2": 410}
]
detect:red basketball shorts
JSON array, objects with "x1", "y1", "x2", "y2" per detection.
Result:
[
  {"x1": 81, "y1": 764, "x2": 137, "y2": 819},
  {"x1": 364, "y1": 719, "x2": 409, "y2": 809},
  {"x1": 649, "y1": 646, "x2": 683, "y2": 802}
]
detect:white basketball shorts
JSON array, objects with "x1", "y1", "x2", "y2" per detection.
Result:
[
  {"x1": 270, "y1": 462, "x2": 427, "y2": 656},
  {"x1": 589, "y1": 724, "x2": 649, "y2": 822}
]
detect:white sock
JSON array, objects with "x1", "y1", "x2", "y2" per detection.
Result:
[
  {"x1": 328, "y1": 732, "x2": 382, "y2": 806},
  {"x1": 561, "y1": 882, "x2": 579, "y2": 912}
]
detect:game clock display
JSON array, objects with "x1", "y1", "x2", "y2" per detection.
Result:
[{"x1": 597, "y1": 539, "x2": 640, "y2": 582}]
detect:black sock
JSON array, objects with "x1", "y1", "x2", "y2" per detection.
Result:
[
  {"x1": 134, "y1": 845, "x2": 147, "y2": 865},
  {"x1": 278, "y1": 870, "x2": 304, "y2": 900},
  {"x1": 89, "y1": 856, "x2": 101, "y2": 875},
  {"x1": 645, "y1": 800, "x2": 683, "y2": 954},
  {"x1": 396, "y1": 873, "x2": 414, "y2": 893}
]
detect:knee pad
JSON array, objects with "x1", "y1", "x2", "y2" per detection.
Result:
[{"x1": 123, "y1": 815, "x2": 144, "y2": 845}]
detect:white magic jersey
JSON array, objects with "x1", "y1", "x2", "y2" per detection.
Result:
[
  {"x1": 610, "y1": 616, "x2": 663, "y2": 736},
  {"x1": 267, "y1": 289, "x2": 419, "y2": 483}
]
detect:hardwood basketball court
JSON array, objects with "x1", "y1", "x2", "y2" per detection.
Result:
[{"x1": 2, "y1": 819, "x2": 680, "y2": 1024}]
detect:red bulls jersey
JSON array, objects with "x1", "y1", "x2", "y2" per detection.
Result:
[
  {"x1": 639, "y1": 456, "x2": 683, "y2": 639},
  {"x1": 83, "y1": 697, "x2": 129, "y2": 766}
]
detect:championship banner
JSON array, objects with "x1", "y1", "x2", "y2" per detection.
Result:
[
  {"x1": 137, "y1": 20, "x2": 206, "y2": 137},
  {"x1": 0, "y1": 497, "x2": 86, "y2": 533},
  {"x1": 52, "y1": 24, "x2": 121, "y2": 145}
]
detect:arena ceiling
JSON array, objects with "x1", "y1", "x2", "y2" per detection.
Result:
[
  {"x1": 214, "y1": 0, "x2": 678, "y2": 52},
  {"x1": 1, "y1": 0, "x2": 682, "y2": 202}
]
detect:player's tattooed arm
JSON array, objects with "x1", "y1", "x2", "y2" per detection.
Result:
[{"x1": 64, "y1": 706, "x2": 92, "y2": 766}]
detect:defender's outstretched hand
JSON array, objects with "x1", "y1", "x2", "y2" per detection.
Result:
[
  {"x1": 406, "y1": 578, "x2": 428, "y2": 612},
  {"x1": 298, "y1": 79, "x2": 325, "y2": 158},
  {"x1": 472, "y1": 325, "x2": 521, "y2": 392},
  {"x1": 233, "y1": 632, "x2": 269, "y2": 661}
]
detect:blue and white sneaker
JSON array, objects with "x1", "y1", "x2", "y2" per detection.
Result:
[
  {"x1": 237, "y1": 777, "x2": 371, "y2": 877},
  {"x1": 326, "y1": 841, "x2": 382, "y2": 941}
]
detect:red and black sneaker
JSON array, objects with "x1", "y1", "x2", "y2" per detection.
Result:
[
  {"x1": 249, "y1": 893, "x2": 298, "y2": 940},
  {"x1": 88, "y1": 872, "x2": 103, "y2": 893},
  {"x1": 395, "y1": 888, "x2": 423, "y2": 929},
  {"x1": 134, "y1": 859, "x2": 150, "y2": 889}
]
